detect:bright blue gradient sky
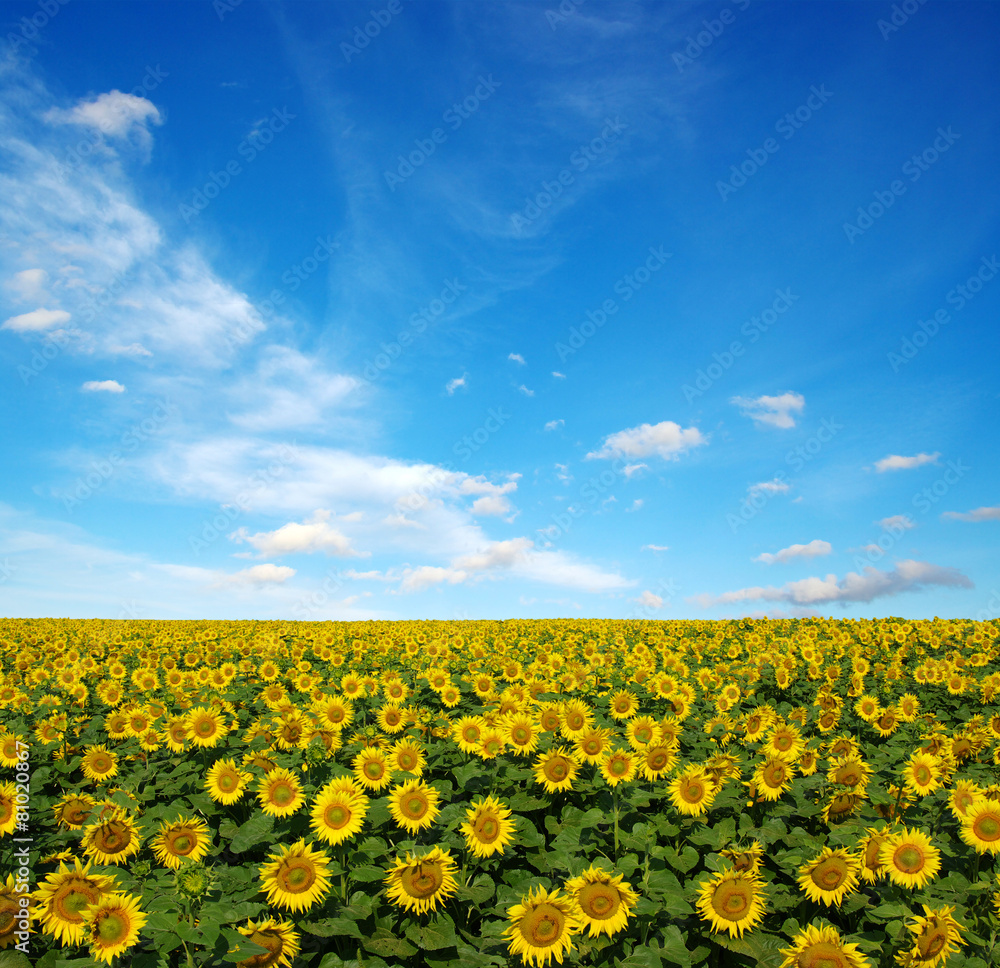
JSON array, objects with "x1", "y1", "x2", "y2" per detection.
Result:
[{"x1": 1, "y1": 0, "x2": 998, "y2": 621}]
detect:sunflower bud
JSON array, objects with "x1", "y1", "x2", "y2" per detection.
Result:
[{"x1": 175, "y1": 864, "x2": 214, "y2": 899}]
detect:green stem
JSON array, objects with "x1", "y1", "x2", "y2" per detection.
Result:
[{"x1": 613, "y1": 786, "x2": 620, "y2": 863}]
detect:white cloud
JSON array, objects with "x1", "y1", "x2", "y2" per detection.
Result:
[
  {"x1": 1, "y1": 308, "x2": 71, "y2": 332},
  {"x1": 641, "y1": 544, "x2": 669, "y2": 552},
  {"x1": 632, "y1": 590, "x2": 664, "y2": 609},
  {"x1": 45, "y1": 90, "x2": 163, "y2": 148},
  {"x1": 229, "y1": 509, "x2": 365, "y2": 558},
  {"x1": 552, "y1": 371, "x2": 566, "y2": 379},
  {"x1": 446, "y1": 373, "x2": 467, "y2": 395},
  {"x1": 942, "y1": 505, "x2": 1000, "y2": 523},
  {"x1": 874, "y1": 452, "x2": 941, "y2": 472},
  {"x1": 518, "y1": 384, "x2": 535, "y2": 396},
  {"x1": 544, "y1": 419, "x2": 565, "y2": 431},
  {"x1": 878, "y1": 515, "x2": 915, "y2": 532},
  {"x1": 399, "y1": 565, "x2": 468, "y2": 593},
  {"x1": 622, "y1": 463, "x2": 647, "y2": 478},
  {"x1": 220, "y1": 563, "x2": 296, "y2": 585},
  {"x1": 754, "y1": 539, "x2": 832, "y2": 564},
  {"x1": 108, "y1": 342, "x2": 152, "y2": 358},
  {"x1": 748, "y1": 479, "x2": 791, "y2": 497},
  {"x1": 587, "y1": 420, "x2": 707, "y2": 460},
  {"x1": 455, "y1": 537, "x2": 533, "y2": 571},
  {"x1": 5, "y1": 268, "x2": 49, "y2": 302},
  {"x1": 81, "y1": 380, "x2": 125, "y2": 393},
  {"x1": 693, "y1": 559, "x2": 972, "y2": 607},
  {"x1": 731, "y1": 392, "x2": 805, "y2": 429},
  {"x1": 626, "y1": 499, "x2": 643, "y2": 512},
  {"x1": 470, "y1": 494, "x2": 512, "y2": 516},
  {"x1": 226, "y1": 347, "x2": 358, "y2": 431},
  {"x1": 508, "y1": 352, "x2": 526, "y2": 364}
]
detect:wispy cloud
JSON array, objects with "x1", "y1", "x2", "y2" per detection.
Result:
[
  {"x1": 874, "y1": 452, "x2": 940, "y2": 472},
  {"x1": 754, "y1": 539, "x2": 832, "y2": 564},
  {"x1": 81, "y1": 380, "x2": 125, "y2": 393},
  {"x1": 942, "y1": 505, "x2": 1000, "y2": 523},
  {"x1": 731, "y1": 392, "x2": 805, "y2": 429}
]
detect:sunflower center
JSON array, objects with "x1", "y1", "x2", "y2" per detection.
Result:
[
  {"x1": 814, "y1": 862, "x2": 847, "y2": 889},
  {"x1": 647, "y1": 751, "x2": 668, "y2": 771},
  {"x1": 579, "y1": 884, "x2": 618, "y2": 919},
  {"x1": 279, "y1": 860, "x2": 316, "y2": 893},
  {"x1": 55, "y1": 882, "x2": 100, "y2": 920},
  {"x1": 244, "y1": 930, "x2": 283, "y2": 968},
  {"x1": 894, "y1": 845, "x2": 924, "y2": 873},
  {"x1": 401, "y1": 862, "x2": 444, "y2": 899},
  {"x1": 66, "y1": 803, "x2": 91, "y2": 825},
  {"x1": 475, "y1": 816, "x2": 500, "y2": 843},
  {"x1": 512, "y1": 728, "x2": 530, "y2": 745},
  {"x1": 521, "y1": 905, "x2": 564, "y2": 946},
  {"x1": 169, "y1": 832, "x2": 195, "y2": 855},
  {"x1": 917, "y1": 924, "x2": 947, "y2": 958},
  {"x1": 713, "y1": 883, "x2": 750, "y2": 918},
  {"x1": 836, "y1": 767, "x2": 860, "y2": 786},
  {"x1": 96, "y1": 824, "x2": 131, "y2": 853},
  {"x1": 973, "y1": 813, "x2": 1000, "y2": 840},
  {"x1": 546, "y1": 759, "x2": 569, "y2": 781},
  {"x1": 796, "y1": 940, "x2": 850, "y2": 968},
  {"x1": 96, "y1": 911, "x2": 128, "y2": 943},
  {"x1": 915, "y1": 766, "x2": 931, "y2": 785},
  {"x1": 196, "y1": 720, "x2": 215, "y2": 737},
  {"x1": 92, "y1": 755, "x2": 112, "y2": 773},
  {"x1": 271, "y1": 782, "x2": 296, "y2": 807},
  {"x1": 404, "y1": 796, "x2": 428, "y2": 819},
  {"x1": 364, "y1": 761, "x2": 385, "y2": 779},
  {"x1": 682, "y1": 780, "x2": 705, "y2": 802},
  {"x1": 219, "y1": 772, "x2": 238, "y2": 792},
  {"x1": 634, "y1": 727, "x2": 652, "y2": 743},
  {"x1": 608, "y1": 757, "x2": 628, "y2": 776}
]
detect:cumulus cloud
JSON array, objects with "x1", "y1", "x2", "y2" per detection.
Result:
[
  {"x1": 398, "y1": 565, "x2": 468, "y2": 593},
  {"x1": 587, "y1": 420, "x2": 706, "y2": 460},
  {"x1": 1, "y1": 308, "x2": 71, "y2": 332},
  {"x1": 692, "y1": 559, "x2": 972, "y2": 607},
  {"x1": 446, "y1": 374, "x2": 467, "y2": 394},
  {"x1": 731, "y1": 392, "x2": 805, "y2": 429},
  {"x1": 878, "y1": 515, "x2": 915, "y2": 532},
  {"x1": 874, "y1": 452, "x2": 941, "y2": 472},
  {"x1": 508, "y1": 353, "x2": 525, "y2": 364},
  {"x1": 229, "y1": 510, "x2": 365, "y2": 558},
  {"x1": 82, "y1": 380, "x2": 125, "y2": 393},
  {"x1": 454, "y1": 537, "x2": 533, "y2": 571},
  {"x1": 942, "y1": 505, "x2": 1000, "y2": 522},
  {"x1": 45, "y1": 90, "x2": 163, "y2": 148},
  {"x1": 220, "y1": 563, "x2": 296, "y2": 585},
  {"x1": 470, "y1": 494, "x2": 513, "y2": 516},
  {"x1": 544, "y1": 419, "x2": 565, "y2": 431},
  {"x1": 632, "y1": 590, "x2": 664, "y2": 609},
  {"x1": 754, "y1": 539, "x2": 832, "y2": 565}
]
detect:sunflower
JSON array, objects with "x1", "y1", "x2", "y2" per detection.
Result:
[
  {"x1": 186, "y1": 707, "x2": 230, "y2": 748},
  {"x1": 625, "y1": 716, "x2": 662, "y2": 750},
  {"x1": 388, "y1": 779, "x2": 441, "y2": 835},
  {"x1": 151, "y1": 816, "x2": 212, "y2": 870},
  {"x1": 797, "y1": 847, "x2": 860, "y2": 907},
  {"x1": 565, "y1": 867, "x2": 639, "y2": 938},
  {"x1": 34, "y1": 858, "x2": 119, "y2": 945},
  {"x1": 0, "y1": 874, "x2": 27, "y2": 949},
  {"x1": 897, "y1": 693, "x2": 921, "y2": 722},
  {"x1": 641, "y1": 743, "x2": 678, "y2": 781},
  {"x1": 377, "y1": 704, "x2": 407, "y2": 734},
  {"x1": 81, "y1": 811, "x2": 142, "y2": 866},
  {"x1": 460, "y1": 795, "x2": 516, "y2": 858},
  {"x1": 668, "y1": 766, "x2": 717, "y2": 817},
  {"x1": 762, "y1": 723, "x2": 803, "y2": 762},
  {"x1": 823, "y1": 791, "x2": 863, "y2": 825},
  {"x1": 608, "y1": 689, "x2": 639, "y2": 720},
  {"x1": 827, "y1": 756, "x2": 873, "y2": 794},
  {"x1": 696, "y1": 869, "x2": 766, "y2": 938},
  {"x1": 256, "y1": 768, "x2": 305, "y2": 818},
  {"x1": 856, "y1": 827, "x2": 889, "y2": 884},
  {"x1": 779, "y1": 924, "x2": 870, "y2": 968},
  {"x1": 599, "y1": 748, "x2": 637, "y2": 787},
  {"x1": 903, "y1": 752, "x2": 944, "y2": 797},
  {"x1": 453, "y1": 716, "x2": 486, "y2": 754},
  {"x1": 353, "y1": 747, "x2": 394, "y2": 792},
  {"x1": 879, "y1": 827, "x2": 941, "y2": 890},
  {"x1": 384, "y1": 847, "x2": 459, "y2": 914},
  {"x1": 559, "y1": 699, "x2": 593, "y2": 739},
  {"x1": 533, "y1": 747, "x2": 580, "y2": 794},
  {"x1": 753, "y1": 756, "x2": 796, "y2": 802},
  {"x1": 234, "y1": 917, "x2": 301, "y2": 968},
  {"x1": 206, "y1": 758, "x2": 252, "y2": 805},
  {"x1": 948, "y1": 779, "x2": 983, "y2": 820},
  {"x1": 53, "y1": 792, "x2": 97, "y2": 830},
  {"x1": 959, "y1": 799, "x2": 1000, "y2": 855},
  {"x1": 259, "y1": 839, "x2": 333, "y2": 913},
  {"x1": 81, "y1": 745, "x2": 119, "y2": 783},
  {"x1": 82, "y1": 892, "x2": 147, "y2": 964},
  {"x1": 719, "y1": 841, "x2": 763, "y2": 875},
  {"x1": 898, "y1": 904, "x2": 965, "y2": 968},
  {"x1": 505, "y1": 713, "x2": 542, "y2": 757},
  {"x1": 505, "y1": 886, "x2": 581, "y2": 967},
  {"x1": 316, "y1": 696, "x2": 353, "y2": 730},
  {"x1": 389, "y1": 737, "x2": 426, "y2": 775}
]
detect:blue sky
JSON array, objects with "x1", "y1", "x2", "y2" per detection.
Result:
[{"x1": 1, "y1": 0, "x2": 998, "y2": 621}]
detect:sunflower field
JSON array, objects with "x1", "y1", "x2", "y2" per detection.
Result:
[{"x1": 2, "y1": 616, "x2": 1000, "y2": 968}]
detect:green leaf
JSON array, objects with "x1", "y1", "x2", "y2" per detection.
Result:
[
  {"x1": 363, "y1": 927, "x2": 419, "y2": 958},
  {"x1": 644, "y1": 870, "x2": 694, "y2": 916},
  {"x1": 405, "y1": 914, "x2": 459, "y2": 950},
  {"x1": 219, "y1": 926, "x2": 270, "y2": 963},
  {"x1": 617, "y1": 945, "x2": 663, "y2": 968},
  {"x1": 661, "y1": 844, "x2": 699, "y2": 873},
  {"x1": 300, "y1": 918, "x2": 364, "y2": 939},
  {"x1": 230, "y1": 812, "x2": 275, "y2": 853},
  {"x1": 199, "y1": 900, "x2": 266, "y2": 923},
  {"x1": 458, "y1": 874, "x2": 496, "y2": 906},
  {"x1": 659, "y1": 924, "x2": 694, "y2": 968},
  {"x1": 349, "y1": 864, "x2": 388, "y2": 883}
]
